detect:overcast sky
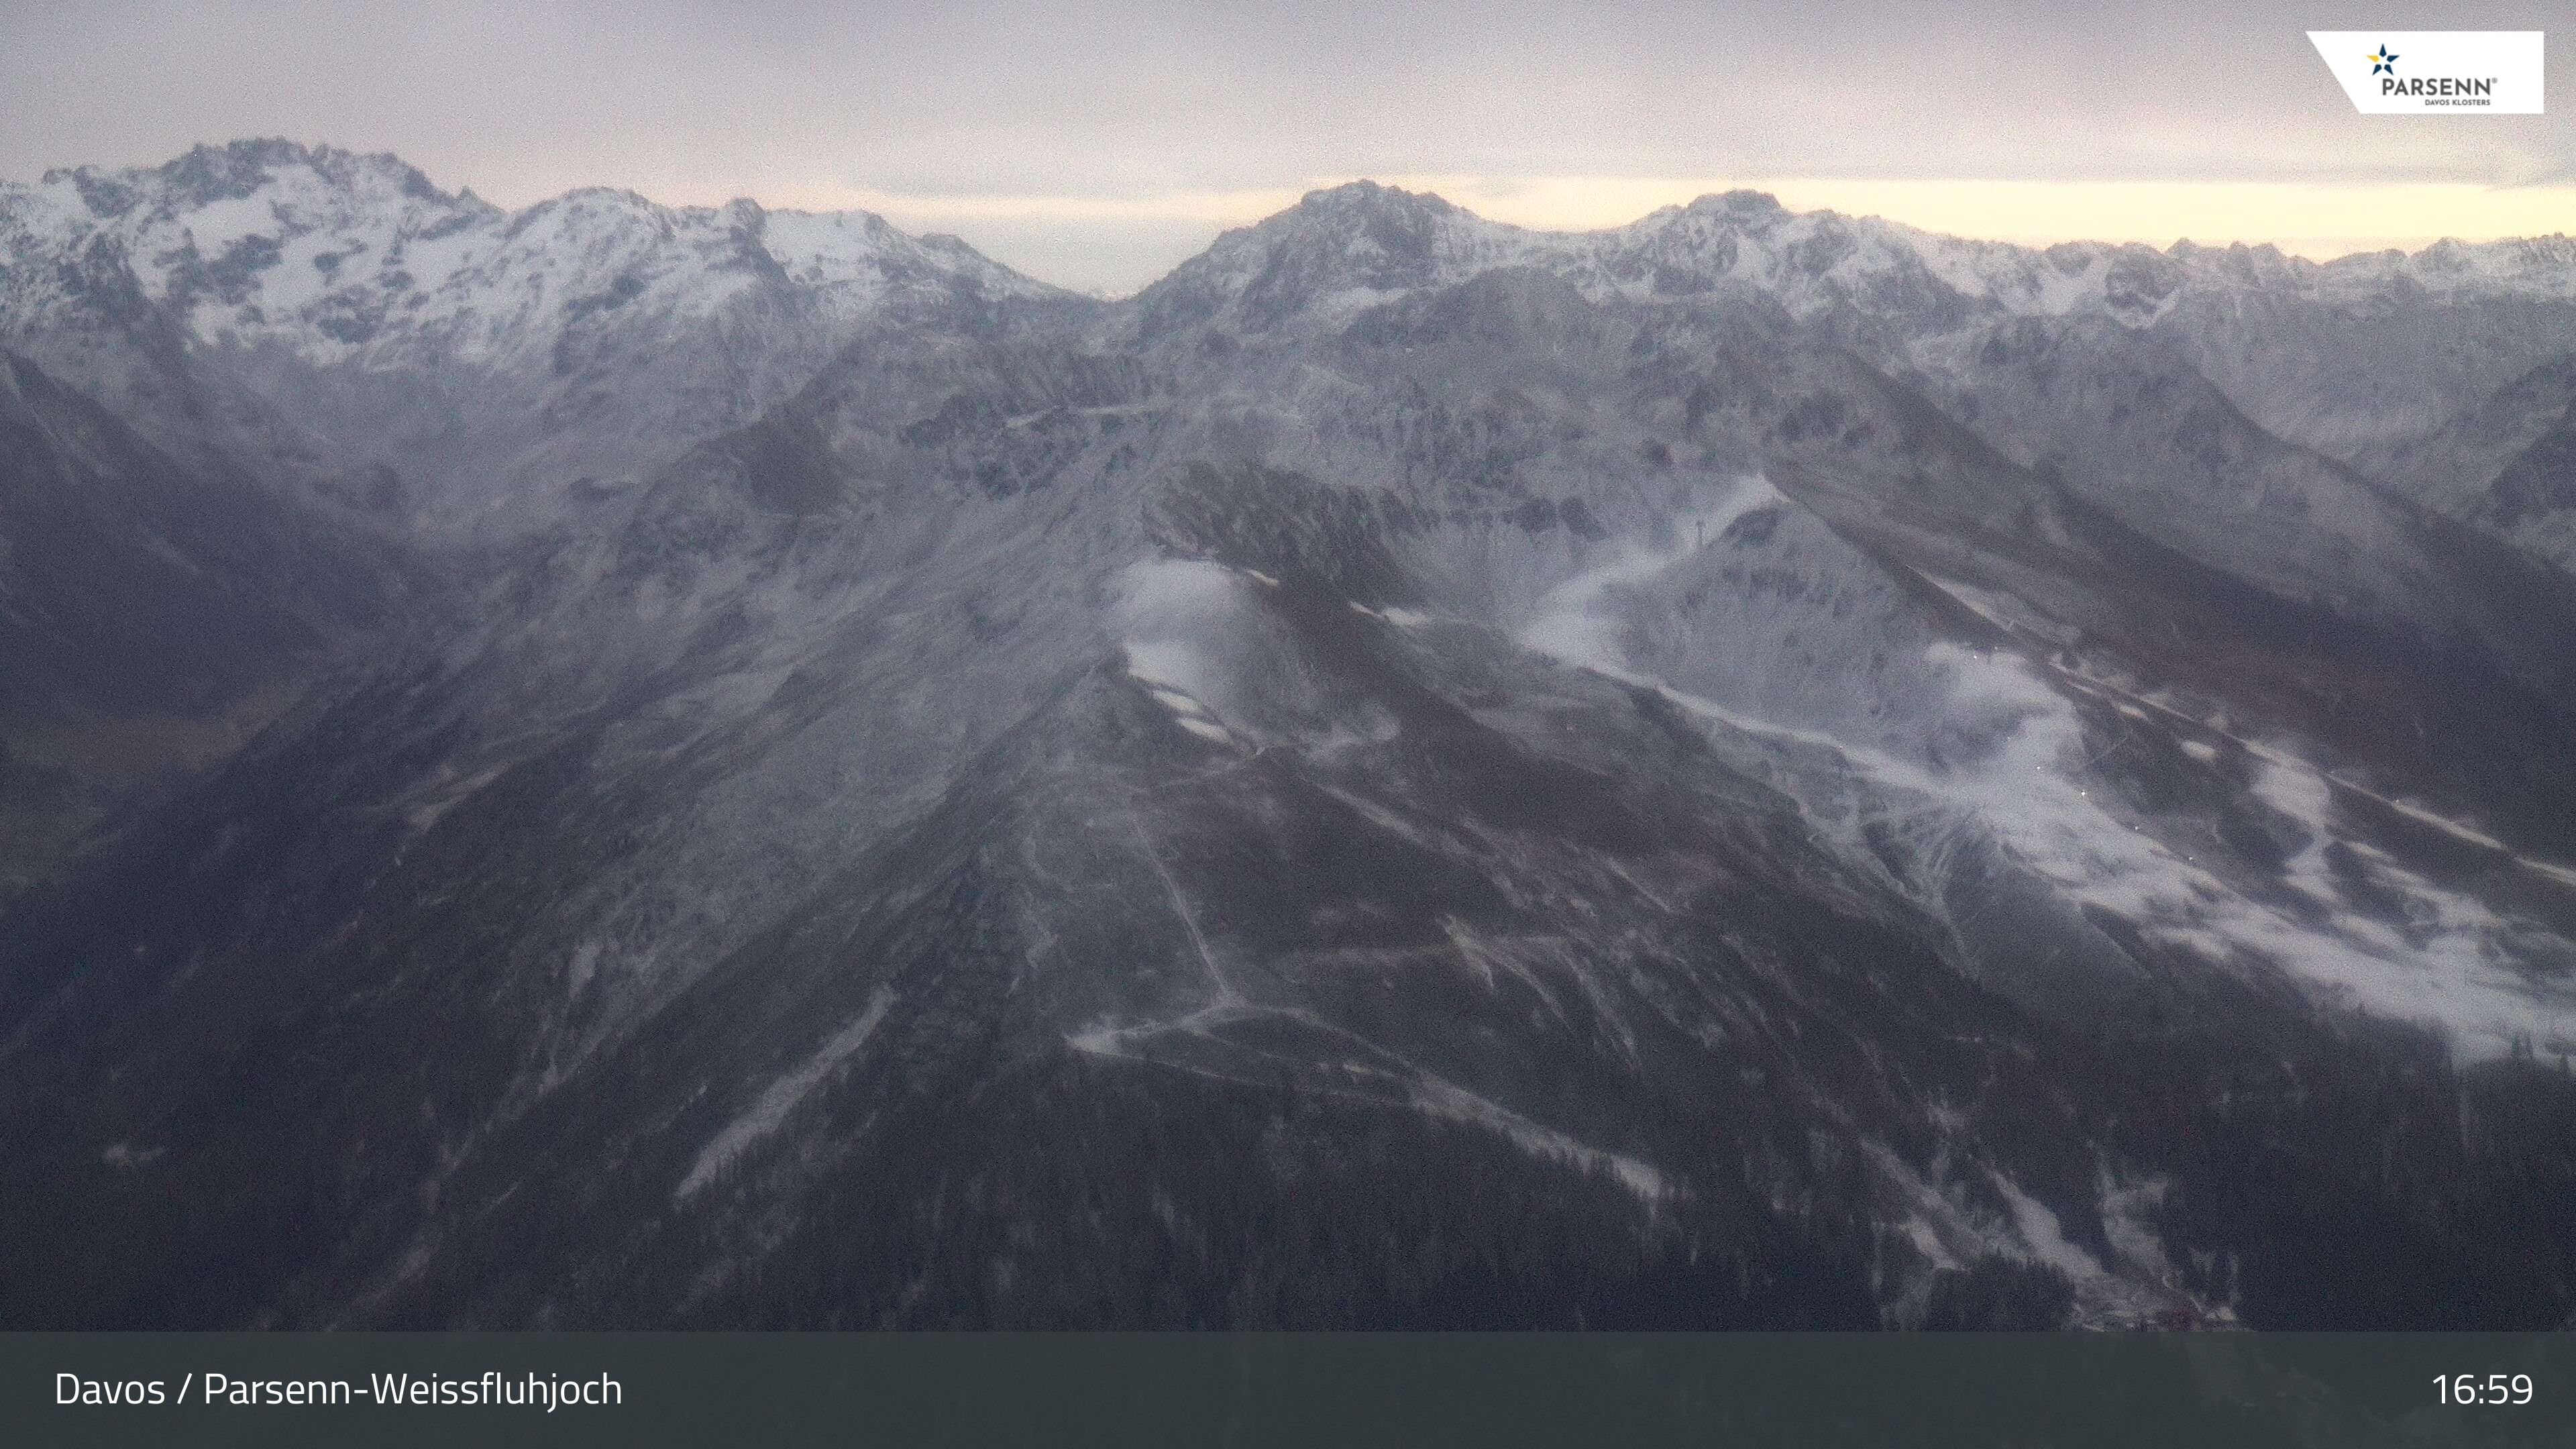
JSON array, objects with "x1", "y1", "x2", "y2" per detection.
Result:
[{"x1": 6, "y1": 0, "x2": 2572, "y2": 292}]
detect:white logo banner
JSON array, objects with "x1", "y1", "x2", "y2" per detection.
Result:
[{"x1": 2306, "y1": 31, "x2": 2544, "y2": 113}]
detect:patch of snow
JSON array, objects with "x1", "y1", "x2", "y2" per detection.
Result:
[
  {"x1": 1115, "y1": 557, "x2": 1258, "y2": 743},
  {"x1": 1991, "y1": 1174, "x2": 2104, "y2": 1284},
  {"x1": 2383, "y1": 796, "x2": 2508, "y2": 851},
  {"x1": 1407, "y1": 1076, "x2": 1670, "y2": 1205},
  {"x1": 676, "y1": 985, "x2": 896, "y2": 1201}
]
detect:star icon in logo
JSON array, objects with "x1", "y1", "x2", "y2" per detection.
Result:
[{"x1": 2368, "y1": 44, "x2": 2399, "y2": 75}]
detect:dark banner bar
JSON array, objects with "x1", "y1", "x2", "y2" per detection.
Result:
[{"x1": 13, "y1": 1332, "x2": 2573, "y2": 1448}]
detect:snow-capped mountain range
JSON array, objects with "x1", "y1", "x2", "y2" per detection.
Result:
[
  {"x1": 4, "y1": 141, "x2": 2575, "y2": 1333},
  {"x1": 1, "y1": 141, "x2": 1065, "y2": 531},
  {"x1": 12, "y1": 144, "x2": 2576, "y2": 518},
  {"x1": 5, "y1": 142, "x2": 1049, "y2": 365}
]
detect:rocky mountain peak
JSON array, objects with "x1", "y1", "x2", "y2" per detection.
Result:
[{"x1": 1676, "y1": 188, "x2": 1790, "y2": 225}]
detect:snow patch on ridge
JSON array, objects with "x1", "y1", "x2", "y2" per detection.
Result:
[
  {"x1": 1116, "y1": 558, "x2": 1252, "y2": 743},
  {"x1": 1515, "y1": 474, "x2": 1784, "y2": 667}
]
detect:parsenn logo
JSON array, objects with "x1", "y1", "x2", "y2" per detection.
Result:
[{"x1": 2306, "y1": 31, "x2": 2544, "y2": 114}]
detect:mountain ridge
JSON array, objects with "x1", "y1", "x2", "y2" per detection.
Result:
[
  {"x1": 17, "y1": 146, "x2": 2576, "y2": 356},
  {"x1": 12, "y1": 142, "x2": 2576, "y2": 491}
]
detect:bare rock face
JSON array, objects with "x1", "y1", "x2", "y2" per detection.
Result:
[{"x1": 3, "y1": 155, "x2": 2575, "y2": 1331}]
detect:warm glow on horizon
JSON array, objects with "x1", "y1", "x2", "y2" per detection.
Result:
[
  {"x1": 623, "y1": 174, "x2": 2576, "y2": 292},
  {"x1": 661, "y1": 174, "x2": 2576, "y2": 258},
  {"x1": 1393, "y1": 176, "x2": 2576, "y2": 259}
]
